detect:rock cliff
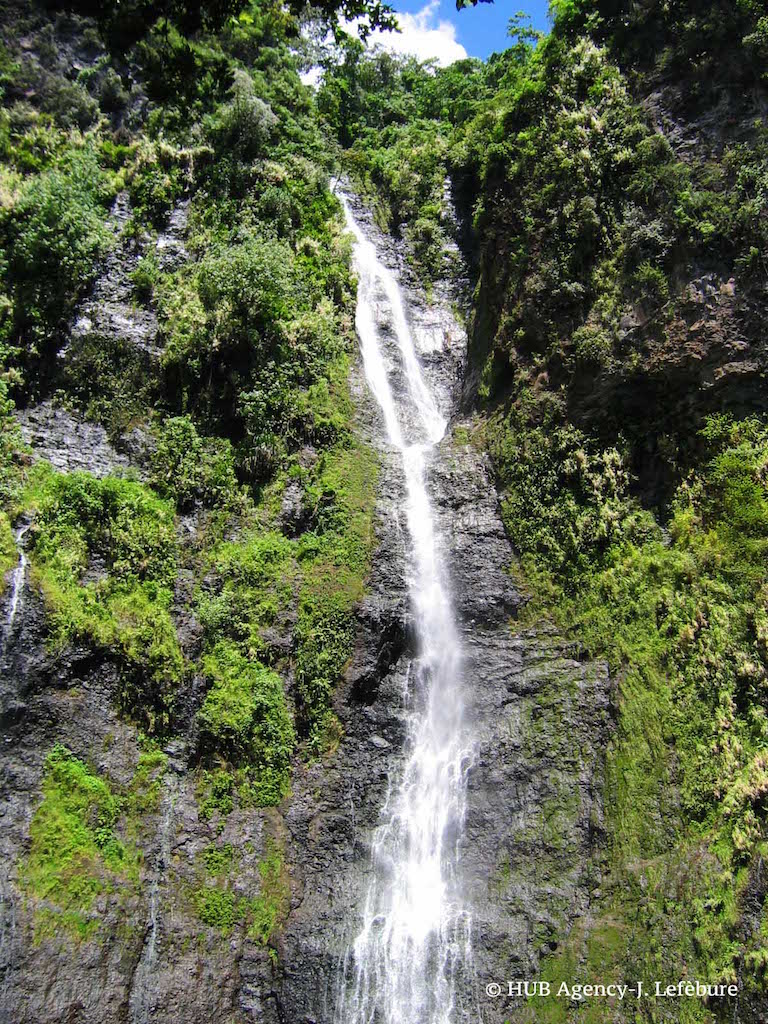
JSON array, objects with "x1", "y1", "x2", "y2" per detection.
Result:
[{"x1": 0, "y1": 180, "x2": 611, "y2": 1024}]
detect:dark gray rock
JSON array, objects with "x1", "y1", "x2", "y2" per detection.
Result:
[
  {"x1": 0, "y1": 589, "x2": 276, "y2": 1024},
  {"x1": 16, "y1": 400, "x2": 149, "y2": 478},
  {"x1": 155, "y1": 201, "x2": 189, "y2": 272},
  {"x1": 66, "y1": 192, "x2": 160, "y2": 358},
  {"x1": 276, "y1": 413, "x2": 612, "y2": 1022}
]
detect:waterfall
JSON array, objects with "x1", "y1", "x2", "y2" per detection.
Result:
[
  {"x1": 335, "y1": 196, "x2": 476, "y2": 1024},
  {"x1": 129, "y1": 778, "x2": 177, "y2": 1024},
  {"x1": 3, "y1": 524, "x2": 29, "y2": 653}
]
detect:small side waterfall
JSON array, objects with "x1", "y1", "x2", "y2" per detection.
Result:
[
  {"x1": 335, "y1": 197, "x2": 477, "y2": 1024},
  {"x1": 3, "y1": 523, "x2": 30, "y2": 653},
  {"x1": 130, "y1": 778, "x2": 177, "y2": 1024}
]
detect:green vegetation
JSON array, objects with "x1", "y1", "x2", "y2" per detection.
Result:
[
  {"x1": 294, "y1": 439, "x2": 379, "y2": 749},
  {"x1": 194, "y1": 434, "x2": 378, "y2": 816},
  {"x1": 23, "y1": 466, "x2": 183, "y2": 734},
  {"x1": 0, "y1": 508, "x2": 15, "y2": 592},
  {"x1": 198, "y1": 640, "x2": 295, "y2": 804},
  {"x1": 195, "y1": 884, "x2": 239, "y2": 932},
  {"x1": 7, "y1": 0, "x2": 766, "y2": 1000},
  {"x1": 488, "y1": 410, "x2": 768, "y2": 1011},
  {"x1": 319, "y1": 3, "x2": 768, "y2": 364},
  {"x1": 1, "y1": 145, "x2": 112, "y2": 390},
  {"x1": 203, "y1": 841, "x2": 235, "y2": 875},
  {"x1": 193, "y1": 835, "x2": 288, "y2": 945},
  {"x1": 321, "y1": 0, "x2": 768, "y2": 1008},
  {"x1": 157, "y1": 218, "x2": 355, "y2": 482},
  {"x1": 124, "y1": 746, "x2": 169, "y2": 820},
  {"x1": 20, "y1": 744, "x2": 140, "y2": 940},
  {"x1": 197, "y1": 767, "x2": 236, "y2": 821},
  {"x1": 150, "y1": 415, "x2": 239, "y2": 513},
  {"x1": 248, "y1": 838, "x2": 289, "y2": 946},
  {"x1": 198, "y1": 437, "x2": 377, "y2": 747},
  {"x1": 0, "y1": 0, "x2": 382, "y2": 844},
  {"x1": 467, "y1": 5, "x2": 768, "y2": 1004}
]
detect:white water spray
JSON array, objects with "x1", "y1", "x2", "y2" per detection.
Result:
[
  {"x1": 336, "y1": 196, "x2": 476, "y2": 1024},
  {"x1": 3, "y1": 524, "x2": 29, "y2": 652}
]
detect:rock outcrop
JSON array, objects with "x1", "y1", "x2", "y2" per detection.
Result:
[{"x1": 17, "y1": 400, "x2": 149, "y2": 478}]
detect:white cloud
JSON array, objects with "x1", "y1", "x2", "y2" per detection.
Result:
[{"x1": 368, "y1": 1, "x2": 467, "y2": 67}]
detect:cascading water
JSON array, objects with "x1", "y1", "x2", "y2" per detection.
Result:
[
  {"x1": 335, "y1": 195, "x2": 477, "y2": 1024},
  {"x1": 129, "y1": 779, "x2": 177, "y2": 1024},
  {"x1": 3, "y1": 523, "x2": 29, "y2": 654}
]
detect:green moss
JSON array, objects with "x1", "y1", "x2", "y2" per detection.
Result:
[
  {"x1": 193, "y1": 835, "x2": 287, "y2": 944},
  {"x1": 519, "y1": 868, "x2": 719, "y2": 1023},
  {"x1": 196, "y1": 530, "x2": 299, "y2": 661},
  {"x1": 195, "y1": 885, "x2": 238, "y2": 933},
  {"x1": 192, "y1": 438, "x2": 378, "y2": 799},
  {"x1": 20, "y1": 744, "x2": 140, "y2": 940},
  {"x1": 197, "y1": 433, "x2": 378, "y2": 764},
  {"x1": 294, "y1": 439, "x2": 379, "y2": 751},
  {"x1": 197, "y1": 768, "x2": 235, "y2": 821},
  {"x1": 248, "y1": 839, "x2": 289, "y2": 946},
  {"x1": 21, "y1": 465, "x2": 183, "y2": 733},
  {"x1": 203, "y1": 842, "x2": 235, "y2": 875},
  {"x1": 125, "y1": 746, "x2": 169, "y2": 821},
  {"x1": 197, "y1": 639, "x2": 295, "y2": 805},
  {"x1": 492, "y1": 408, "x2": 768, "y2": 1001},
  {"x1": 0, "y1": 509, "x2": 16, "y2": 593}
]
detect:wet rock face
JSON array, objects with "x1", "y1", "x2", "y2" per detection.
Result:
[
  {"x1": 0, "y1": 176, "x2": 283, "y2": 1024},
  {"x1": 272, "y1": 351, "x2": 413, "y2": 1024},
  {"x1": 277, "y1": 426, "x2": 611, "y2": 1024},
  {"x1": 16, "y1": 400, "x2": 150, "y2": 478},
  {"x1": 564, "y1": 257, "x2": 768, "y2": 505},
  {"x1": 0, "y1": 585, "x2": 279, "y2": 1024},
  {"x1": 458, "y1": 625, "x2": 612, "y2": 1021},
  {"x1": 429, "y1": 437, "x2": 612, "y2": 1022},
  {"x1": 155, "y1": 201, "x2": 190, "y2": 273},
  {"x1": 64, "y1": 190, "x2": 190, "y2": 364},
  {"x1": 46, "y1": 190, "x2": 191, "y2": 437},
  {"x1": 68, "y1": 193, "x2": 160, "y2": 357}
]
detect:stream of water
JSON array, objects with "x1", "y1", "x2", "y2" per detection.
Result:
[
  {"x1": 335, "y1": 197, "x2": 476, "y2": 1024},
  {"x1": 129, "y1": 778, "x2": 177, "y2": 1024},
  {"x1": 2, "y1": 524, "x2": 29, "y2": 655}
]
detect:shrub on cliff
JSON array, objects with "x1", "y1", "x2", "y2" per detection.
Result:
[
  {"x1": 26, "y1": 468, "x2": 184, "y2": 733},
  {"x1": 197, "y1": 639, "x2": 295, "y2": 805},
  {"x1": 1, "y1": 146, "x2": 111, "y2": 384},
  {"x1": 151, "y1": 415, "x2": 239, "y2": 512}
]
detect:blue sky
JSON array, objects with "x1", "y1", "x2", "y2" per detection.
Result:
[{"x1": 366, "y1": 0, "x2": 552, "y2": 64}]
